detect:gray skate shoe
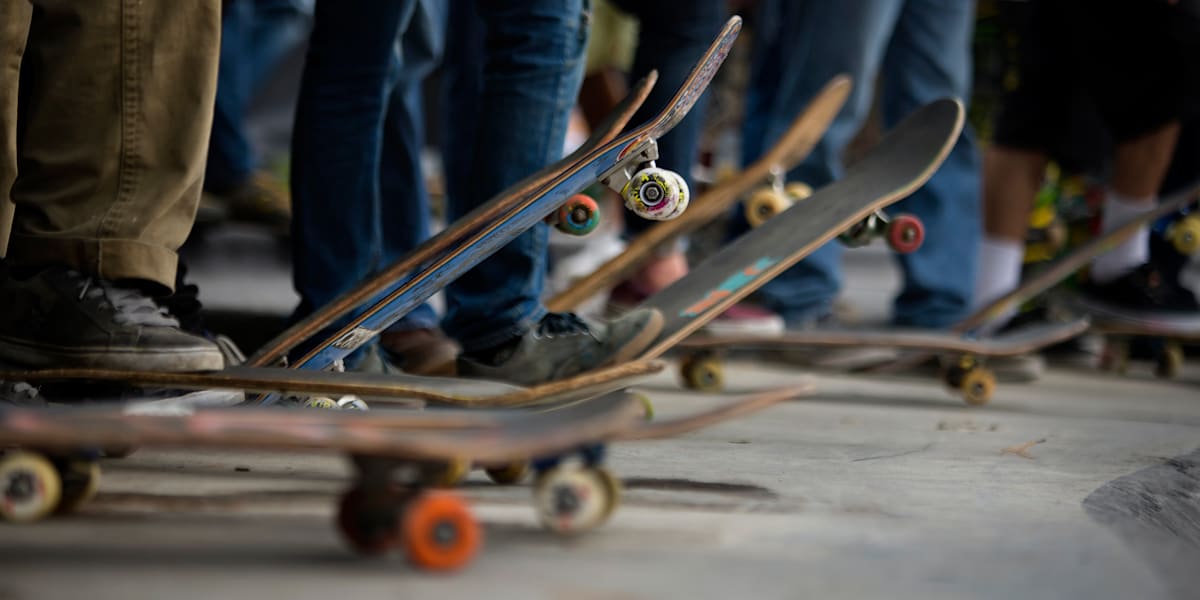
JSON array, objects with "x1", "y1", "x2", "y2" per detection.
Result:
[
  {"x1": 457, "y1": 309, "x2": 663, "y2": 386},
  {"x1": 0, "y1": 266, "x2": 224, "y2": 372}
]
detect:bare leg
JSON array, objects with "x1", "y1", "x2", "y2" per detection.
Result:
[
  {"x1": 973, "y1": 146, "x2": 1048, "y2": 315},
  {"x1": 982, "y1": 146, "x2": 1048, "y2": 241},
  {"x1": 1091, "y1": 121, "x2": 1181, "y2": 282}
]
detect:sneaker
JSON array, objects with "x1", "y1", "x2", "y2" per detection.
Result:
[
  {"x1": 457, "y1": 309, "x2": 663, "y2": 386},
  {"x1": 380, "y1": 328, "x2": 461, "y2": 376},
  {"x1": 208, "y1": 172, "x2": 291, "y2": 234},
  {"x1": 1079, "y1": 263, "x2": 1200, "y2": 317},
  {"x1": 701, "y1": 302, "x2": 785, "y2": 337},
  {"x1": 0, "y1": 266, "x2": 224, "y2": 371}
]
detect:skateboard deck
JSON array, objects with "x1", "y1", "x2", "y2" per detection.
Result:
[
  {"x1": 872, "y1": 178, "x2": 1200, "y2": 374},
  {"x1": 632, "y1": 98, "x2": 965, "y2": 359},
  {"x1": 676, "y1": 318, "x2": 1090, "y2": 405},
  {"x1": 545, "y1": 74, "x2": 853, "y2": 312},
  {"x1": 1076, "y1": 303, "x2": 1200, "y2": 379},
  {"x1": 0, "y1": 381, "x2": 812, "y2": 570},
  {"x1": 246, "y1": 18, "x2": 743, "y2": 383},
  {"x1": 0, "y1": 359, "x2": 666, "y2": 409}
]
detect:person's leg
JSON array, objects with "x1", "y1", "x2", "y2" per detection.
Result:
[
  {"x1": 205, "y1": 0, "x2": 256, "y2": 195},
  {"x1": 733, "y1": 0, "x2": 903, "y2": 327},
  {"x1": 1075, "y1": 0, "x2": 1200, "y2": 311},
  {"x1": 287, "y1": 0, "x2": 411, "y2": 367},
  {"x1": 0, "y1": 1, "x2": 31, "y2": 258},
  {"x1": 606, "y1": 0, "x2": 725, "y2": 293},
  {"x1": 878, "y1": 0, "x2": 981, "y2": 328},
  {"x1": 376, "y1": 0, "x2": 460, "y2": 374},
  {"x1": 0, "y1": 0, "x2": 223, "y2": 371},
  {"x1": 973, "y1": 0, "x2": 1068, "y2": 319},
  {"x1": 443, "y1": 0, "x2": 663, "y2": 385},
  {"x1": 441, "y1": 0, "x2": 591, "y2": 350}
]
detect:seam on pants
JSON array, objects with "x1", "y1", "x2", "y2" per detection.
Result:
[{"x1": 99, "y1": 0, "x2": 142, "y2": 274}]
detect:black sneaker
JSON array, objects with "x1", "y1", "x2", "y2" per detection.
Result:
[
  {"x1": 0, "y1": 266, "x2": 224, "y2": 371},
  {"x1": 457, "y1": 309, "x2": 663, "y2": 386},
  {"x1": 1079, "y1": 263, "x2": 1200, "y2": 317}
]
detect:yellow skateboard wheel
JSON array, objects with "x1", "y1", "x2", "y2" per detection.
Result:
[
  {"x1": 744, "y1": 188, "x2": 791, "y2": 227},
  {"x1": 0, "y1": 452, "x2": 62, "y2": 523},
  {"x1": 679, "y1": 352, "x2": 724, "y2": 392}
]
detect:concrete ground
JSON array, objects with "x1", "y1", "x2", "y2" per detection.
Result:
[{"x1": 2, "y1": 231, "x2": 1198, "y2": 600}]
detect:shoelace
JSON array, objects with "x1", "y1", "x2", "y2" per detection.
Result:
[
  {"x1": 75, "y1": 274, "x2": 180, "y2": 328},
  {"x1": 535, "y1": 312, "x2": 599, "y2": 341},
  {"x1": 5, "y1": 382, "x2": 39, "y2": 402}
]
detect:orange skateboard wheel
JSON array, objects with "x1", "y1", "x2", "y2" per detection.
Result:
[{"x1": 402, "y1": 491, "x2": 481, "y2": 572}]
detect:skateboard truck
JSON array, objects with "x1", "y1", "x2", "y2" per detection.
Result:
[
  {"x1": 838, "y1": 210, "x2": 925, "y2": 254},
  {"x1": 743, "y1": 168, "x2": 812, "y2": 227},
  {"x1": 599, "y1": 139, "x2": 690, "y2": 222}
]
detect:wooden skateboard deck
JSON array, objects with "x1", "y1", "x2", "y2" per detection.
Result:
[
  {"x1": 0, "y1": 359, "x2": 666, "y2": 409},
  {"x1": 1080, "y1": 306, "x2": 1200, "y2": 379},
  {"x1": 0, "y1": 382, "x2": 812, "y2": 570},
  {"x1": 675, "y1": 319, "x2": 1089, "y2": 406},
  {"x1": 244, "y1": 76, "x2": 657, "y2": 369},
  {"x1": 872, "y1": 178, "x2": 1200, "y2": 374},
  {"x1": 545, "y1": 75, "x2": 852, "y2": 312},
  {"x1": 247, "y1": 18, "x2": 743, "y2": 382},
  {"x1": 634, "y1": 98, "x2": 965, "y2": 359},
  {"x1": 678, "y1": 317, "x2": 1091, "y2": 357}
]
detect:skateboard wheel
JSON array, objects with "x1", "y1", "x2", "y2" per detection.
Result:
[
  {"x1": 886, "y1": 214, "x2": 925, "y2": 254},
  {"x1": 302, "y1": 396, "x2": 338, "y2": 409},
  {"x1": 554, "y1": 194, "x2": 600, "y2": 236},
  {"x1": 633, "y1": 392, "x2": 655, "y2": 421},
  {"x1": 336, "y1": 396, "x2": 369, "y2": 411},
  {"x1": 664, "y1": 171, "x2": 690, "y2": 219},
  {"x1": 431, "y1": 457, "x2": 471, "y2": 488},
  {"x1": 744, "y1": 188, "x2": 790, "y2": 228},
  {"x1": 784, "y1": 181, "x2": 813, "y2": 202},
  {"x1": 679, "y1": 352, "x2": 724, "y2": 393},
  {"x1": 1167, "y1": 216, "x2": 1200, "y2": 255},
  {"x1": 0, "y1": 452, "x2": 62, "y2": 523},
  {"x1": 959, "y1": 367, "x2": 996, "y2": 406},
  {"x1": 1100, "y1": 339, "x2": 1130, "y2": 374},
  {"x1": 1155, "y1": 342, "x2": 1184, "y2": 379},
  {"x1": 533, "y1": 466, "x2": 614, "y2": 534},
  {"x1": 594, "y1": 467, "x2": 623, "y2": 525},
  {"x1": 484, "y1": 461, "x2": 528, "y2": 485},
  {"x1": 401, "y1": 491, "x2": 481, "y2": 572},
  {"x1": 622, "y1": 167, "x2": 684, "y2": 221},
  {"x1": 336, "y1": 485, "x2": 407, "y2": 555},
  {"x1": 55, "y1": 458, "x2": 101, "y2": 515}
]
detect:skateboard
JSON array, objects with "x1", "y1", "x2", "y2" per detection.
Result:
[
  {"x1": 0, "y1": 18, "x2": 742, "y2": 407},
  {"x1": 546, "y1": 74, "x2": 853, "y2": 312},
  {"x1": 242, "y1": 18, "x2": 743, "y2": 388},
  {"x1": 676, "y1": 317, "x2": 1091, "y2": 406},
  {"x1": 1068, "y1": 300, "x2": 1200, "y2": 379},
  {"x1": 630, "y1": 98, "x2": 965, "y2": 360},
  {"x1": 872, "y1": 178, "x2": 1200, "y2": 374},
  {"x1": 0, "y1": 359, "x2": 666, "y2": 410},
  {"x1": 0, "y1": 382, "x2": 812, "y2": 571}
]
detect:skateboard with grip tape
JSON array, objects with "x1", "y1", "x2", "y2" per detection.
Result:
[{"x1": 0, "y1": 382, "x2": 813, "y2": 572}]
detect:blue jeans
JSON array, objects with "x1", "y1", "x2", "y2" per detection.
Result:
[
  {"x1": 206, "y1": 0, "x2": 309, "y2": 192},
  {"x1": 439, "y1": 0, "x2": 590, "y2": 351},
  {"x1": 289, "y1": 0, "x2": 445, "y2": 364},
  {"x1": 606, "y1": 0, "x2": 725, "y2": 237},
  {"x1": 736, "y1": 0, "x2": 981, "y2": 328}
]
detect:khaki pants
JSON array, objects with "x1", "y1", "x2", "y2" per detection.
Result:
[
  {"x1": 2, "y1": 0, "x2": 220, "y2": 290},
  {"x1": 0, "y1": 1, "x2": 31, "y2": 257}
]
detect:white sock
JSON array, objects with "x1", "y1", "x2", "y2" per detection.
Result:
[
  {"x1": 1091, "y1": 189, "x2": 1153, "y2": 283},
  {"x1": 973, "y1": 235, "x2": 1024, "y2": 324}
]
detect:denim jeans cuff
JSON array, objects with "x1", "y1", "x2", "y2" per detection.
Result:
[{"x1": 454, "y1": 305, "x2": 548, "y2": 353}]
